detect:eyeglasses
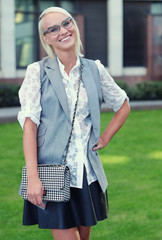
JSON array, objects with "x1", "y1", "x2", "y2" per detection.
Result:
[{"x1": 43, "y1": 17, "x2": 74, "y2": 36}]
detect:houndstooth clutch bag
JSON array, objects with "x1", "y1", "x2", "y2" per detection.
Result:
[{"x1": 20, "y1": 164, "x2": 70, "y2": 202}]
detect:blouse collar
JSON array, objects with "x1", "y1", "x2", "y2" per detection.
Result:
[{"x1": 57, "y1": 56, "x2": 80, "y2": 77}]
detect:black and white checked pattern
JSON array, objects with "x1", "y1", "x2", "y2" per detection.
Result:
[{"x1": 21, "y1": 165, "x2": 70, "y2": 202}]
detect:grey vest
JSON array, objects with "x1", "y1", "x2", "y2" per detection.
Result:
[{"x1": 37, "y1": 57, "x2": 108, "y2": 192}]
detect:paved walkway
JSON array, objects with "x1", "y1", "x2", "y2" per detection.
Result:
[
  {"x1": 0, "y1": 100, "x2": 162, "y2": 124},
  {"x1": 101, "y1": 100, "x2": 162, "y2": 112},
  {"x1": 0, "y1": 107, "x2": 20, "y2": 124}
]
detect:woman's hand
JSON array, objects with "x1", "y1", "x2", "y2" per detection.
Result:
[
  {"x1": 27, "y1": 177, "x2": 45, "y2": 208},
  {"x1": 93, "y1": 138, "x2": 105, "y2": 151}
]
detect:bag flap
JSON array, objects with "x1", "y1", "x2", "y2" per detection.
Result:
[{"x1": 21, "y1": 165, "x2": 69, "y2": 190}]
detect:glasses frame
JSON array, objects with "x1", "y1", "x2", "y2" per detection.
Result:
[{"x1": 43, "y1": 17, "x2": 74, "y2": 36}]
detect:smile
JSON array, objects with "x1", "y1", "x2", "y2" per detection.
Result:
[{"x1": 59, "y1": 35, "x2": 71, "y2": 42}]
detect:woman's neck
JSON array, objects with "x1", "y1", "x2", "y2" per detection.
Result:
[{"x1": 55, "y1": 50, "x2": 77, "y2": 75}]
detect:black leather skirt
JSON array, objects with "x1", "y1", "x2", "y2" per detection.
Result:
[{"x1": 22, "y1": 168, "x2": 109, "y2": 229}]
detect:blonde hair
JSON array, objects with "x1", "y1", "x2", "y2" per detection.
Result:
[{"x1": 38, "y1": 7, "x2": 83, "y2": 58}]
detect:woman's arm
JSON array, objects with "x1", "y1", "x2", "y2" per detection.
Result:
[
  {"x1": 93, "y1": 99, "x2": 130, "y2": 150},
  {"x1": 23, "y1": 118, "x2": 45, "y2": 208}
]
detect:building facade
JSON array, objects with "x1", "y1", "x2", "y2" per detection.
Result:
[{"x1": 0, "y1": 0, "x2": 162, "y2": 85}]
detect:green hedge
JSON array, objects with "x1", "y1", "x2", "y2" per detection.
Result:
[
  {"x1": 0, "y1": 81, "x2": 162, "y2": 107},
  {"x1": 116, "y1": 80, "x2": 162, "y2": 101},
  {"x1": 0, "y1": 84, "x2": 20, "y2": 107}
]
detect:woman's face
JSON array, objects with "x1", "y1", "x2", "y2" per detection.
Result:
[{"x1": 42, "y1": 12, "x2": 77, "y2": 55}]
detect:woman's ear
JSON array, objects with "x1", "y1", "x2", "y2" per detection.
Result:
[{"x1": 42, "y1": 34, "x2": 48, "y2": 44}]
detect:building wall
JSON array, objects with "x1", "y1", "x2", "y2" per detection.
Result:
[{"x1": 0, "y1": 0, "x2": 162, "y2": 85}]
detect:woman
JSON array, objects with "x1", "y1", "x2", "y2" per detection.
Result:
[{"x1": 18, "y1": 6, "x2": 130, "y2": 240}]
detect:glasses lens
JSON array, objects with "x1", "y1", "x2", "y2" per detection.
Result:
[
  {"x1": 49, "y1": 26, "x2": 60, "y2": 36},
  {"x1": 62, "y1": 18, "x2": 73, "y2": 29}
]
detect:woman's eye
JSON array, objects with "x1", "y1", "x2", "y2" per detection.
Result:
[
  {"x1": 50, "y1": 27, "x2": 59, "y2": 33},
  {"x1": 63, "y1": 21, "x2": 70, "y2": 27}
]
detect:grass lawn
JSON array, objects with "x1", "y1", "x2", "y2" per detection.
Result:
[{"x1": 0, "y1": 109, "x2": 161, "y2": 240}]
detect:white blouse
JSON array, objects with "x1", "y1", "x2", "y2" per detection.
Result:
[{"x1": 18, "y1": 57, "x2": 129, "y2": 188}]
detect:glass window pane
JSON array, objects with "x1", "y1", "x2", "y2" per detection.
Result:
[
  {"x1": 15, "y1": 0, "x2": 35, "y2": 12},
  {"x1": 39, "y1": 1, "x2": 57, "y2": 12},
  {"x1": 15, "y1": 12, "x2": 37, "y2": 68},
  {"x1": 151, "y1": 3, "x2": 162, "y2": 14},
  {"x1": 124, "y1": 2, "x2": 150, "y2": 67},
  {"x1": 60, "y1": 1, "x2": 74, "y2": 12},
  {"x1": 39, "y1": 1, "x2": 75, "y2": 13}
]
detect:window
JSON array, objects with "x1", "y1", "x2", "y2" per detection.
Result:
[
  {"x1": 124, "y1": 1, "x2": 150, "y2": 67},
  {"x1": 124, "y1": 0, "x2": 162, "y2": 67},
  {"x1": 15, "y1": 0, "x2": 75, "y2": 68},
  {"x1": 80, "y1": 0, "x2": 107, "y2": 66},
  {"x1": 151, "y1": 2, "x2": 162, "y2": 14},
  {"x1": 15, "y1": 0, "x2": 38, "y2": 68},
  {"x1": 39, "y1": 0, "x2": 57, "y2": 12}
]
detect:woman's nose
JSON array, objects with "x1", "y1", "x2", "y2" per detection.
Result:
[{"x1": 59, "y1": 26, "x2": 68, "y2": 35}]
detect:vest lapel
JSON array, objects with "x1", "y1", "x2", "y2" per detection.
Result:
[
  {"x1": 42, "y1": 57, "x2": 100, "y2": 139},
  {"x1": 81, "y1": 59, "x2": 100, "y2": 140},
  {"x1": 44, "y1": 57, "x2": 71, "y2": 122}
]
